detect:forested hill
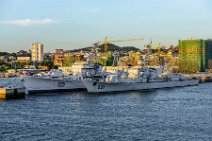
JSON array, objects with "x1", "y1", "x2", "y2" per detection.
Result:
[
  {"x1": 67, "y1": 43, "x2": 140, "y2": 52},
  {"x1": 0, "y1": 52, "x2": 10, "y2": 56}
]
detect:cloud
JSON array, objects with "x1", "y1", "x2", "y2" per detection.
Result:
[{"x1": 0, "y1": 18, "x2": 60, "y2": 26}]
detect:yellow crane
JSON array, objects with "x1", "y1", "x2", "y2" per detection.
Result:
[{"x1": 94, "y1": 37, "x2": 144, "y2": 52}]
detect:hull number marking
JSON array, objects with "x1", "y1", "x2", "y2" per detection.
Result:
[
  {"x1": 97, "y1": 84, "x2": 105, "y2": 89},
  {"x1": 58, "y1": 81, "x2": 65, "y2": 87}
]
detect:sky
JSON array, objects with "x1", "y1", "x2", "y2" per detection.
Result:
[{"x1": 0, "y1": 0, "x2": 212, "y2": 53}]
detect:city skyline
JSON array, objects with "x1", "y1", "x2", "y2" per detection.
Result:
[{"x1": 0, "y1": 0, "x2": 212, "y2": 53}]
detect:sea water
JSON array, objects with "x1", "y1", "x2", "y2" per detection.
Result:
[{"x1": 0, "y1": 83, "x2": 212, "y2": 141}]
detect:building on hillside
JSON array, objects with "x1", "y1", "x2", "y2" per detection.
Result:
[
  {"x1": 128, "y1": 51, "x2": 142, "y2": 66},
  {"x1": 178, "y1": 39, "x2": 212, "y2": 72},
  {"x1": 118, "y1": 56, "x2": 129, "y2": 66},
  {"x1": 24, "y1": 65, "x2": 36, "y2": 69},
  {"x1": 63, "y1": 52, "x2": 85, "y2": 66},
  {"x1": 31, "y1": 42, "x2": 44, "y2": 62},
  {"x1": 44, "y1": 53, "x2": 54, "y2": 61},
  {"x1": 17, "y1": 56, "x2": 31, "y2": 63},
  {"x1": 54, "y1": 49, "x2": 64, "y2": 67},
  {"x1": 8, "y1": 56, "x2": 16, "y2": 61},
  {"x1": 205, "y1": 40, "x2": 212, "y2": 69},
  {"x1": 7, "y1": 56, "x2": 16, "y2": 65},
  {"x1": 37, "y1": 66, "x2": 48, "y2": 70},
  {"x1": 0, "y1": 56, "x2": 6, "y2": 61}
]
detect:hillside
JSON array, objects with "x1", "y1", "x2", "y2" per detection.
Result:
[
  {"x1": 0, "y1": 52, "x2": 10, "y2": 56},
  {"x1": 67, "y1": 43, "x2": 140, "y2": 52}
]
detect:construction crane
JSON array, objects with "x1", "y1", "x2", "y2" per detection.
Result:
[{"x1": 93, "y1": 37, "x2": 144, "y2": 52}]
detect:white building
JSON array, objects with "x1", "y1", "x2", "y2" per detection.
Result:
[{"x1": 31, "y1": 42, "x2": 44, "y2": 62}]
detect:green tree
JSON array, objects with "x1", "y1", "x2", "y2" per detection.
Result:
[
  {"x1": 0, "y1": 64, "x2": 9, "y2": 71},
  {"x1": 40, "y1": 59, "x2": 54, "y2": 70}
]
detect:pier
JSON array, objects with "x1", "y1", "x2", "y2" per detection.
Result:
[{"x1": 0, "y1": 87, "x2": 25, "y2": 100}]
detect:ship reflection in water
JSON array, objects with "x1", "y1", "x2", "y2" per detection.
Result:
[{"x1": 0, "y1": 83, "x2": 212, "y2": 141}]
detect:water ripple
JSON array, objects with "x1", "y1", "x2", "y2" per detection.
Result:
[{"x1": 0, "y1": 83, "x2": 212, "y2": 140}]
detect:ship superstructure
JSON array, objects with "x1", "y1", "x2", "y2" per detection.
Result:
[
  {"x1": 83, "y1": 67, "x2": 199, "y2": 93},
  {"x1": 23, "y1": 62, "x2": 94, "y2": 94}
]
